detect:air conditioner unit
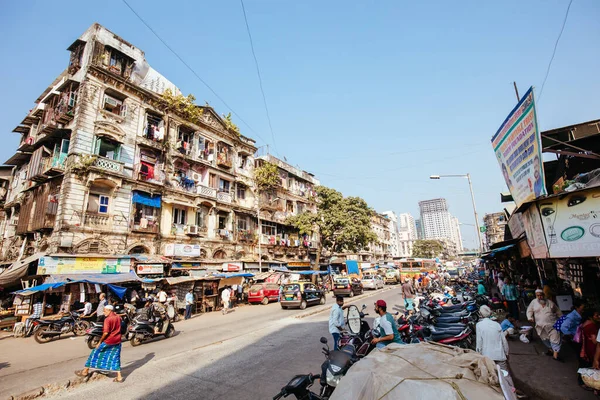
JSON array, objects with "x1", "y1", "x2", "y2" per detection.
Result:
[
  {"x1": 104, "y1": 96, "x2": 119, "y2": 107},
  {"x1": 187, "y1": 225, "x2": 199, "y2": 235},
  {"x1": 191, "y1": 172, "x2": 201, "y2": 182}
]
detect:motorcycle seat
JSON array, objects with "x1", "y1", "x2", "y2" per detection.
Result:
[
  {"x1": 431, "y1": 333, "x2": 460, "y2": 341},
  {"x1": 435, "y1": 317, "x2": 465, "y2": 323}
]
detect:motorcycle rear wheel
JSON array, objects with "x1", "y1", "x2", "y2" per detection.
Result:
[
  {"x1": 34, "y1": 327, "x2": 53, "y2": 344},
  {"x1": 165, "y1": 325, "x2": 175, "y2": 338},
  {"x1": 74, "y1": 321, "x2": 89, "y2": 336},
  {"x1": 130, "y1": 336, "x2": 143, "y2": 347},
  {"x1": 87, "y1": 336, "x2": 100, "y2": 350}
]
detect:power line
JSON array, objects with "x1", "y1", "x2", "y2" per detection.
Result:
[
  {"x1": 538, "y1": 0, "x2": 573, "y2": 102},
  {"x1": 240, "y1": 0, "x2": 278, "y2": 152},
  {"x1": 120, "y1": 0, "x2": 271, "y2": 147}
]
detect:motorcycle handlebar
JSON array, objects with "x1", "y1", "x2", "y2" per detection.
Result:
[{"x1": 273, "y1": 391, "x2": 285, "y2": 400}]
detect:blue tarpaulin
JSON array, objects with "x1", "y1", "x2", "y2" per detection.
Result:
[
  {"x1": 211, "y1": 273, "x2": 254, "y2": 278},
  {"x1": 481, "y1": 244, "x2": 516, "y2": 259},
  {"x1": 107, "y1": 284, "x2": 127, "y2": 299},
  {"x1": 13, "y1": 282, "x2": 66, "y2": 296},
  {"x1": 132, "y1": 191, "x2": 161, "y2": 208},
  {"x1": 346, "y1": 260, "x2": 359, "y2": 275},
  {"x1": 46, "y1": 271, "x2": 142, "y2": 284},
  {"x1": 294, "y1": 270, "x2": 329, "y2": 275}
]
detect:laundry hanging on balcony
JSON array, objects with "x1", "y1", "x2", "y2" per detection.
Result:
[{"x1": 132, "y1": 191, "x2": 161, "y2": 208}]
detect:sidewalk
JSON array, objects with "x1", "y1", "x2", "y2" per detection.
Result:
[{"x1": 509, "y1": 335, "x2": 597, "y2": 400}]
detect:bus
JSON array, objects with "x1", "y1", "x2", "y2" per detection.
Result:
[{"x1": 398, "y1": 258, "x2": 437, "y2": 279}]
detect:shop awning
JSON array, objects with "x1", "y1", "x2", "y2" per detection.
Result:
[
  {"x1": 164, "y1": 276, "x2": 200, "y2": 285},
  {"x1": 13, "y1": 282, "x2": 66, "y2": 296},
  {"x1": 212, "y1": 273, "x2": 254, "y2": 278},
  {"x1": 481, "y1": 244, "x2": 516, "y2": 259},
  {"x1": 45, "y1": 271, "x2": 143, "y2": 284},
  {"x1": 294, "y1": 270, "x2": 329, "y2": 276},
  {"x1": 346, "y1": 260, "x2": 360, "y2": 275},
  {"x1": 132, "y1": 191, "x2": 161, "y2": 208},
  {"x1": 0, "y1": 252, "x2": 45, "y2": 286}
]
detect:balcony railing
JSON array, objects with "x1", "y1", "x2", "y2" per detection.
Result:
[
  {"x1": 92, "y1": 157, "x2": 124, "y2": 174},
  {"x1": 217, "y1": 191, "x2": 232, "y2": 204},
  {"x1": 84, "y1": 213, "x2": 113, "y2": 230},
  {"x1": 237, "y1": 230, "x2": 256, "y2": 243},
  {"x1": 197, "y1": 185, "x2": 217, "y2": 198},
  {"x1": 215, "y1": 229, "x2": 232, "y2": 240},
  {"x1": 130, "y1": 219, "x2": 159, "y2": 234}
]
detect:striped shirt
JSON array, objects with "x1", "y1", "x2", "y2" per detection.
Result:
[{"x1": 502, "y1": 284, "x2": 518, "y2": 301}]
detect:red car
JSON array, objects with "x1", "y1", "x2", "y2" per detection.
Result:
[{"x1": 248, "y1": 283, "x2": 281, "y2": 305}]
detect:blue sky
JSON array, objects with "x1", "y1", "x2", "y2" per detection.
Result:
[{"x1": 1, "y1": 0, "x2": 599, "y2": 249}]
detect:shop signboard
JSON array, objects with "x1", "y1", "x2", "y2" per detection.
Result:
[
  {"x1": 37, "y1": 257, "x2": 131, "y2": 275},
  {"x1": 522, "y1": 205, "x2": 549, "y2": 259},
  {"x1": 164, "y1": 243, "x2": 201, "y2": 257},
  {"x1": 287, "y1": 262, "x2": 311, "y2": 268},
  {"x1": 508, "y1": 212, "x2": 526, "y2": 238},
  {"x1": 492, "y1": 87, "x2": 547, "y2": 207},
  {"x1": 222, "y1": 262, "x2": 242, "y2": 272},
  {"x1": 538, "y1": 188, "x2": 600, "y2": 258},
  {"x1": 137, "y1": 264, "x2": 165, "y2": 275}
]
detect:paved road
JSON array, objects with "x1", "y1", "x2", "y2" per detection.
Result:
[{"x1": 0, "y1": 285, "x2": 403, "y2": 399}]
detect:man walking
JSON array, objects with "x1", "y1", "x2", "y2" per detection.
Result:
[
  {"x1": 75, "y1": 305, "x2": 123, "y2": 383},
  {"x1": 501, "y1": 278, "x2": 520, "y2": 320},
  {"x1": 96, "y1": 293, "x2": 107, "y2": 321},
  {"x1": 401, "y1": 279, "x2": 415, "y2": 314},
  {"x1": 329, "y1": 296, "x2": 348, "y2": 350},
  {"x1": 476, "y1": 306, "x2": 512, "y2": 381},
  {"x1": 527, "y1": 289, "x2": 562, "y2": 361},
  {"x1": 221, "y1": 286, "x2": 231, "y2": 315},
  {"x1": 185, "y1": 289, "x2": 194, "y2": 320}
]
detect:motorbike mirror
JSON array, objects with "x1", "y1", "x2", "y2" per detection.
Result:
[
  {"x1": 320, "y1": 337, "x2": 328, "y2": 344},
  {"x1": 361, "y1": 304, "x2": 367, "y2": 310}
]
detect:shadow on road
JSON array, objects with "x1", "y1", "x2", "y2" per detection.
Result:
[
  {"x1": 122, "y1": 352, "x2": 155, "y2": 375},
  {"x1": 0, "y1": 361, "x2": 10, "y2": 370}
]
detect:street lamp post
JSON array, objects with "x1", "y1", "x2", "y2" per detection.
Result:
[{"x1": 429, "y1": 173, "x2": 483, "y2": 255}]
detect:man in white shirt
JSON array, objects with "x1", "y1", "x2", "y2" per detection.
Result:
[
  {"x1": 78, "y1": 301, "x2": 93, "y2": 316},
  {"x1": 476, "y1": 305, "x2": 513, "y2": 386},
  {"x1": 158, "y1": 289, "x2": 168, "y2": 304},
  {"x1": 526, "y1": 289, "x2": 562, "y2": 360},
  {"x1": 329, "y1": 296, "x2": 348, "y2": 350},
  {"x1": 221, "y1": 286, "x2": 231, "y2": 315}
]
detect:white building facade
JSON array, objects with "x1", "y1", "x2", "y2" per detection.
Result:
[
  {"x1": 381, "y1": 211, "x2": 400, "y2": 258},
  {"x1": 419, "y1": 198, "x2": 462, "y2": 256}
]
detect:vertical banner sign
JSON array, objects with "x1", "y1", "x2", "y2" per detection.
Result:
[
  {"x1": 522, "y1": 205, "x2": 549, "y2": 259},
  {"x1": 492, "y1": 87, "x2": 547, "y2": 207}
]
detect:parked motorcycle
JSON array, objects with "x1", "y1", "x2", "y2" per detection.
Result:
[
  {"x1": 85, "y1": 308, "x2": 133, "y2": 349},
  {"x1": 273, "y1": 374, "x2": 322, "y2": 400},
  {"x1": 319, "y1": 336, "x2": 356, "y2": 399},
  {"x1": 33, "y1": 312, "x2": 89, "y2": 344},
  {"x1": 338, "y1": 305, "x2": 375, "y2": 358},
  {"x1": 127, "y1": 312, "x2": 174, "y2": 346}
]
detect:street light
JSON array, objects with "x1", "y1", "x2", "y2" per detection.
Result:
[
  {"x1": 429, "y1": 173, "x2": 483, "y2": 255},
  {"x1": 257, "y1": 196, "x2": 280, "y2": 272}
]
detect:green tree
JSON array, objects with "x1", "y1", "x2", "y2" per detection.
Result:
[
  {"x1": 412, "y1": 240, "x2": 444, "y2": 259},
  {"x1": 253, "y1": 162, "x2": 279, "y2": 193},
  {"x1": 286, "y1": 186, "x2": 377, "y2": 270}
]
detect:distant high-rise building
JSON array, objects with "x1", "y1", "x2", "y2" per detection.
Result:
[
  {"x1": 419, "y1": 198, "x2": 462, "y2": 256},
  {"x1": 382, "y1": 211, "x2": 400, "y2": 258},
  {"x1": 415, "y1": 219, "x2": 424, "y2": 240},
  {"x1": 397, "y1": 213, "x2": 417, "y2": 257}
]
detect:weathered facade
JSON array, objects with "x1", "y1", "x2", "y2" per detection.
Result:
[
  {"x1": 483, "y1": 212, "x2": 507, "y2": 251},
  {"x1": 1, "y1": 24, "x2": 318, "y2": 268}
]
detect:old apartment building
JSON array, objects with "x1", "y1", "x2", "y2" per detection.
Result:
[{"x1": 1, "y1": 24, "x2": 318, "y2": 269}]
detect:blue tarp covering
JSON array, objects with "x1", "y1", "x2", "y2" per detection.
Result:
[
  {"x1": 294, "y1": 270, "x2": 329, "y2": 275},
  {"x1": 212, "y1": 273, "x2": 254, "y2": 278},
  {"x1": 482, "y1": 244, "x2": 515, "y2": 259},
  {"x1": 47, "y1": 271, "x2": 143, "y2": 284},
  {"x1": 13, "y1": 282, "x2": 66, "y2": 296},
  {"x1": 107, "y1": 284, "x2": 127, "y2": 299},
  {"x1": 271, "y1": 266, "x2": 289, "y2": 272},
  {"x1": 346, "y1": 260, "x2": 360, "y2": 275},
  {"x1": 132, "y1": 191, "x2": 161, "y2": 208}
]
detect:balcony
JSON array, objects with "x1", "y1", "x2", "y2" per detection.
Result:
[
  {"x1": 217, "y1": 191, "x2": 232, "y2": 204},
  {"x1": 197, "y1": 185, "x2": 217, "y2": 198},
  {"x1": 237, "y1": 230, "x2": 256, "y2": 243},
  {"x1": 135, "y1": 163, "x2": 164, "y2": 185},
  {"x1": 216, "y1": 152, "x2": 232, "y2": 169},
  {"x1": 84, "y1": 213, "x2": 113, "y2": 230},
  {"x1": 130, "y1": 219, "x2": 159, "y2": 234},
  {"x1": 215, "y1": 229, "x2": 232, "y2": 240},
  {"x1": 92, "y1": 157, "x2": 124, "y2": 174},
  {"x1": 31, "y1": 156, "x2": 66, "y2": 182}
]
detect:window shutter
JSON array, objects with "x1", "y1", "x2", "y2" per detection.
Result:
[
  {"x1": 114, "y1": 144, "x2": 122, "y2": 161},
  {"x1": 120, "y1": 103, "x2": 128, "y2": 118},
  {"x1": 93, "y1": 137, "x2": 101, "y2": 155}
]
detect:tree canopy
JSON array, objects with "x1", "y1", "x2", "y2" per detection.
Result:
[
  {"x1": 412, "y1": 239, "x2": 444, "y2": 259},
  {"x1": 286, "y1": 186, "x2": 377, "y2": 268},
  {"x1": 253, "y1": 162, "x2": 279, "y2": 193}
]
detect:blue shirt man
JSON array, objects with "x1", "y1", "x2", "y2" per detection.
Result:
[
  {"x1": 560, "y1": 304, "x2": 584, "y2": 336},
  {"x1": 329, "y1": 296, "x2": 347, "y2": 350},
  {"x1": 184, "y1": 290, "x2": 194, "y2": 320},
  {"x1": 371, "y1": 299, "x2": 403, "y2": 349},
  {"x1": 477, "y1": 282, "x2": 487, "y2": 295}
]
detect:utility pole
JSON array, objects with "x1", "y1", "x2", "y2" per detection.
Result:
[{"x1": 513, "y1": 82, "x2": 520, "y2": 102}]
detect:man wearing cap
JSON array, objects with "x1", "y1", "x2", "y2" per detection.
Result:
[
  {"x1": 75, "y1": 304, "x2": 123, "y2": 383},
  {"x1": 527, "y1": 289, "x2": 562, "y2": 361},
  {"x1": 476, "y1": 306, "x2": 512, "y2": 380},
  {"x1": 371, "y1": 300, "x2": 403, "y2": 349}
]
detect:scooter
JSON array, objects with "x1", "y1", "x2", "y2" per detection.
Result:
[
  {"x1": 319, "y1": 336, "x2": 356, "y2": 399},
  {"x1": 85, "y1": 310, "x2": 132, "y2": 349},
  {"x1": 273, "y1": 374, "x2": 322, "y2": 400},
  {"x1": 127, "y1": 311, "x2": 174, "y2": 346},
  {"x1": 338, "y1": 305, "x2": 373, "y2": 358},
  {"x1": 33, "y1": 312, "x2": 89, "y2": 344},
  {"x1": 417, "y1": 326, "x2": 475, "y2": 349}
]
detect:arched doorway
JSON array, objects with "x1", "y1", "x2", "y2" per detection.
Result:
[
  {"x1": 213, "y1": 250, "x2": 227, "y2": 259},
  {"x1": 129, "y1": 245, "x2": 150, "y2": 255}
]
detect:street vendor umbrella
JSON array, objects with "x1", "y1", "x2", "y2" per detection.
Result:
[{"x1": 330, "y1": 342, "x2": 506, "y2": 400}]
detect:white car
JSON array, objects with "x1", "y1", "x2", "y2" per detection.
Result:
[{"x1": 362, "y1": 275, "x2": 384, "y2": 290}]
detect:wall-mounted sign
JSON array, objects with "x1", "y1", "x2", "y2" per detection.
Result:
[
  {"x1": 287, "y1": 262, "x2": 311, "y2": 267},
  {"x1": 522, "y1": 205, "x2": 549, "y2": 259},
  {"x1": 37, "y1": 257, "x2": 131, "y2": 275},
  {"x1": 164, "y1": 243, "x2": 201, "y2": 257},
  {"x1": 222, "y1": 262, "x2": 242, "y2": 272},
  {"x1": 137, "y1": 264, "x2": 164, "y2": 275},
  {"x1": 539, "y1": 188, "x2": 600, "y2": 258}
]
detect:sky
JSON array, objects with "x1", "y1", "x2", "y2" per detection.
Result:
[{"x1": 1, "y1": 0, "x2": 599, "y2": 249}]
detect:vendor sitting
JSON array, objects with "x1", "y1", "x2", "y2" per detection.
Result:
[{"x1": 501, "y1": 316, "x2": 518, "y2": 336}]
